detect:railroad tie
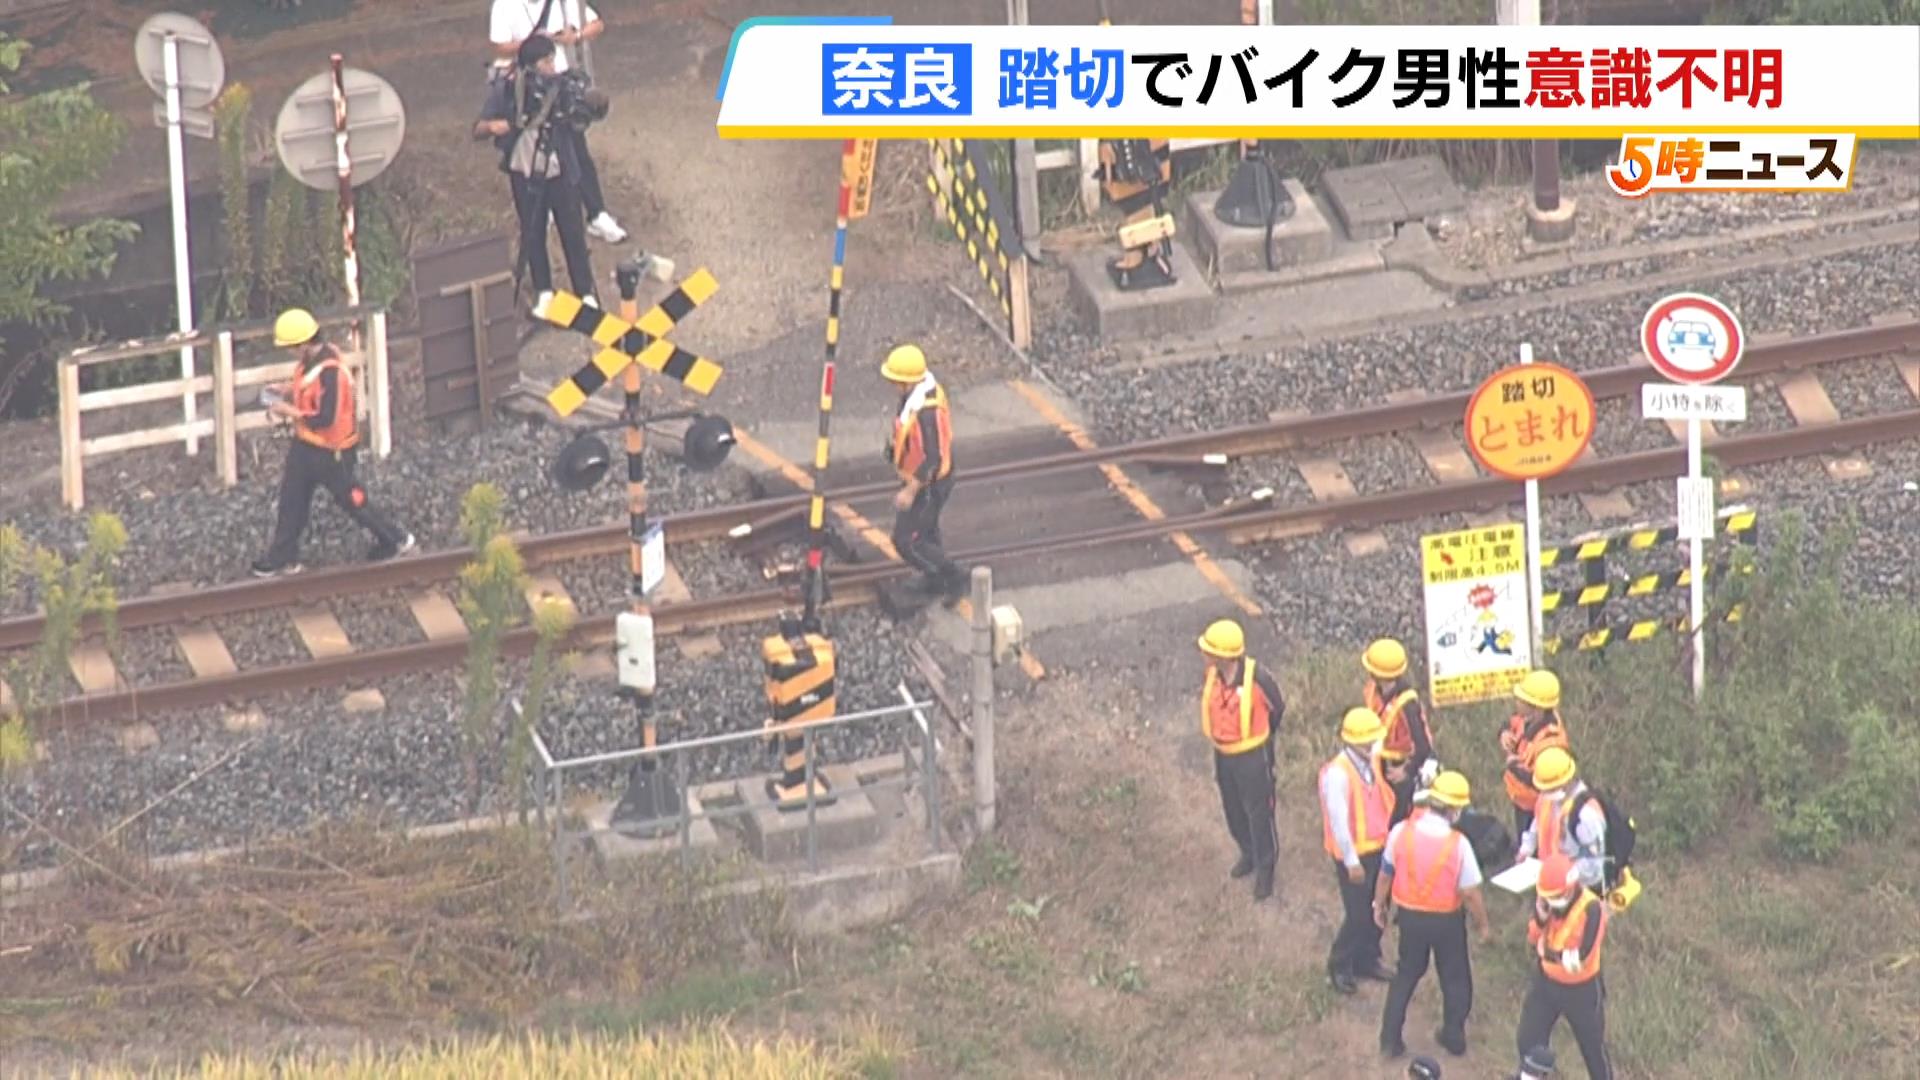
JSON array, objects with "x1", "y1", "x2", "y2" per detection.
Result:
[
  {"x1": 1896, "y1": 354, "x2": 1919, "y2": 401},
  {"x1": 520, "y1": 575, "x2": 612, "y2": 679},
  {"x1": 67, "y1": 643, "x2": 124, "y2": 697},
  {"x1": 173, "y1": 625, "x2": 238, "y2": 680},
  {"x1": 1270, "y1": 410, "x2": 1387, "y2": 558},
  {"x1": 655, "y1": 560, "x2": 724, "y2": 659},
  {"x1": 1385, "y1": 390, "x2": 1505, "y2": 529},
  {"x1": 406, "y1": 590, "x2": 469, "y2": 642},
  {"x1": 522, "y1": 573, "x2": 578, "y2": 620},
  {"x1": 1570, "y1": 446, "x2": 1638, "y2": 522},
  {"x1": 1775, "y1": 370, "x2": 1872, "y2": 480},
  {"x1": 291, "y1": 607, "x2": 385, "y2": 714}
]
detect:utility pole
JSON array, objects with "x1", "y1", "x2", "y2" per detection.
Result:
[
  {"x1": 1499, "y1": 0, "x2": 1576, "y2": 244},
  {"x1": 1007, "y1": 0, "x2": 1039, "y2": 244}
]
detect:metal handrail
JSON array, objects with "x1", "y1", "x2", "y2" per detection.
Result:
[{"x1": 529, "y1": 700, "x2": 933, "y2": 770}]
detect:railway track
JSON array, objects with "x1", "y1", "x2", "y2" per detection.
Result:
[{"x1": 5, "y1": 315, "x2": 1917, "y2": 726}]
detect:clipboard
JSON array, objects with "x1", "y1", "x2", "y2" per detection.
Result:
[{"x1": 1491, "y1": 857, "x2": 1541, "y2": 894}]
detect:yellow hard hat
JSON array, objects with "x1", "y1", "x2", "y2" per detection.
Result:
[
  {"x1": 1339, "y1": 707, "x2": 1386, "y2": 745},
  {"x1": 273, "y1": 308, "x2": 320, "y2": 348},
  {"x1": 1428, "y1": 770, "x2": 1471, "y2": 808},
  {"x1": 881, "y1": 344, "x2": 927, "y2": 383},
  {"x1": 1197, "y1": 619, "x2": 1244, "y2": 660},
  {"x1": 1363, "y1": 638, "x2": 1408, "y2": 679},
  {"x1": 1515, "y1": 670, "x2": 1562, "y2": 710},
  {"x1": 1532, "y1": 746, "x2": 1577, "y2": 791}
]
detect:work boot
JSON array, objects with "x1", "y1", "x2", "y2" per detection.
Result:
[
  {"x1": 249, "y1": 558, "x2": 302, "y2": 579},
  {"x1": 1379, "y1": 1037, "x2": 1406, "y2": 1061},
  {"x1": 1252, "y1": 866, "x2": 1275, "y2": 902},
  {"x1": 1357, "y1": 959, "x2": 1396, "y2": 983},
  {"x1": 1436, "y1": 1028, "x2": 1468, "y2": 1057},
  {"x1": 1327, "y1": 970, "x2": 1358, "y2": 995},
  {"x1": 1229, "y1": 854, "x2": 1254, "y2": 879}
]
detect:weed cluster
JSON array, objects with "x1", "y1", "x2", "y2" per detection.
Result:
[{"x1": 0, "y1": 513, "x2": 127, "y2": 772}]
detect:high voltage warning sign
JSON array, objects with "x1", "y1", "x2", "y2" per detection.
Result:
[
  {"x1": 1420, "y1": 523, "x2": 1533, "y2": 708},
  {"x1": 542, "y1": 269, "x2": 724, "y2": 416}
]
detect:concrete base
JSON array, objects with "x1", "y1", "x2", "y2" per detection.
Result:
[
  {"x1": 740, "y1": 764, "x2": 883, "y2": 864},
  {"x1": 583, "y1": 786, "x2": 724, "y2": 861},
  {"x1": 1322, "y1": 156, "x2": 1468, "y2": 241},
  {"x1": 1214, "y1": 240, "x2": 1384, "y2": 296},
  {"x1": 1185, "y1": 179, "x2": 1334, "y2": 276},
  {"x1": 707, "y1": 851, "x2": 963, "y2": 936},
  {"x1": 1065, "y1": 242, "x2": 1218, "y2": 342},
  {"x1": 1525, "y1": 196, "x2": 1580, "y2": 245}
]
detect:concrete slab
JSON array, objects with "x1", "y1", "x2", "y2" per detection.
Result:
[
  {"x1": 1202, "y1": 269, "x2": 1448, "y2": 344},
  {"x1": 1214, "y1": 240, "x2": 1386, "y2": 296},
  {"x1": 523, "y1": 573, "x2": 578, "y2": 619},
  {"x1": 1185, "y1": 180, "x2": 1334, "y2": 277},
  {"x1": 741, "y1": 764, "x2": 884, "y2": 864},
  {"x1": 1321, "y1": 163, "x2": 1407, "y2": 241},
  {"x1": 1066, "y1": 242, "x2": 1218, "y2": 342},
  {"x1": 290, "y1": 608, "x2": 352, "y2": 660},
  {"x1": 926, "y1": 559, "x2": 1258, "y2": 656},
  {"x1": 1322, "y1": 157, "x2": 1466, "y2": 240}
]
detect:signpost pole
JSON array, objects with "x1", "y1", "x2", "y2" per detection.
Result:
[
  {"x1": 162, "y1": 33, "x2": 199, "y2": 456},
  {"x1": 330, "y1": 54, "x2": 362, "y2": 357},
  {"x1": 1519, "y1": 342, "x2": 1545, "y2": 652},
  {"x1": 1687, "y1": 416, "x2": 1706, "y2": 700}
]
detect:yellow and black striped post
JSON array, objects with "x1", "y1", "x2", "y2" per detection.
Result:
[
  {"x1": 763, "y1": 625, "x2": 836, "y2": 807},
  {"x1": 1539, "y1": 508, "x2": 1759, "y2": 657}
]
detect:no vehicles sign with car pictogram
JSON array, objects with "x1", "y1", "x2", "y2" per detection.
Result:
[{"x1": 1642, "y1": 293, "x2": 1745, "y2": 385}]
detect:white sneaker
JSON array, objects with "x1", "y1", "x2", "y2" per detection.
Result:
[
  {"x1": 532, "y1": 290, "x2": 554, "y2": 319},
  {"x1": 587, "y1": 212, "x2": 628, "y2": 243}
]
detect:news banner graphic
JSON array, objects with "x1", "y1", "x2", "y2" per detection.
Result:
[
  {"x1": 1606, "y1": 133, "x2": 1856, "y2": 197},
  {"x1": 714, "y1": 23, "x2": 1920, "y2": 138}
]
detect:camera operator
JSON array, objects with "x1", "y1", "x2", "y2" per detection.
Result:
[
  {"x1": 488, "y1": 0, "x2": 627, "y2": 243},
  {"x1": 475, "y1": 35, "x2": 601, "y2": 316}
]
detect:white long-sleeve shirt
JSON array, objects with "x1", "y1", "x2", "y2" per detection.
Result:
[
  {"x1": 1319, "y1": 746, "x2": 1383, "y2": 870},
  {"x1": 490, "y1": 0, "x2": 601, "y2": 74},
  {"x1": 1520, "y1": 782, "x2": 1608, "y2": 890}
]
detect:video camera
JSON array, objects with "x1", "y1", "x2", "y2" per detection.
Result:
[{"x1": 525, "y1": 70, "x2": 609, "y2": 131}]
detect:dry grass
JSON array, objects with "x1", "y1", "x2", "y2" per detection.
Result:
[{"x1": 40, "y1": 1025, "x2": 904, "y2": 1080}]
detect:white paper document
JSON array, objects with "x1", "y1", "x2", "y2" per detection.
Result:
[{"x1": 1491, "y1": 857, "x2": 1542, "y2": 894}]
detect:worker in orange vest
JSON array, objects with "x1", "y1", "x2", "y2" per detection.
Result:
[
  {"x1": 1501, "y1": 670, "x2": 1571, "y2": 836},
  {"x1": 252, "y1": 309, "x2": 413, "y2": 577},
  {"x1": 1518, "y1": 747, "x2": 1609, "y2": 893},
  {"x1": 1362, "y1": 638, "x2": 1437, "y2": 827},
  {"x1": 1198, "y1": 619, "x2": 1287, "y2": 902},
  {"x1": 1517, "y1": 854, "x2": 1613, "y2": 1080},
  {"x1": 1319, "y1": 707, "x2": 1398, "y2": 994},
  {"x1": 881, "y1": 344, "x2": 967, "y2": 604},
  {"x1": 1374, "y1": 770, "x2": 1492, "y2": 1061}
]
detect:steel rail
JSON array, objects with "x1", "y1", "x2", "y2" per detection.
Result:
[
  {"x1": 40, "y1": 405, "x2": 1920, "y2": 726},
  {"x1": 4, "y1": 316, "x2": 1913, "y2": 653}
]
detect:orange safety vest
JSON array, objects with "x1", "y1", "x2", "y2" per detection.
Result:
[
  {"x1": 1389, "y1": 810, "x2": 1466, "y2": 914},
  {"x1": 1531, "y1": 889, "x2": 1607, "y2": 984},
  {"x1": 291, "y1": 349, "x2": 358, "y2": 451},
  {"x1": 1532, "y1": 787, "x2": 1597, "y2": 865},
  {"x1": 1365, "y1": 682, "x2": 1427, "y2": 762},
  {"x1": 1321, "y1": 751, "x2": 1395, "y2": 860},
  {"x1": 1504, "y1": 713, "x2": 1570, "y2": 812},
  {"x1": 891, "y1": 383, "x2": 953, "y2": 483},
  {"x1": 1201, "y1": 659, "x2": 1272, "y2": 755}
]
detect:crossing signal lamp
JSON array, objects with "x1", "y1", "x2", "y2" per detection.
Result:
[{"x1": 548, "y1": 411, "x2": 734, "y2": 494}]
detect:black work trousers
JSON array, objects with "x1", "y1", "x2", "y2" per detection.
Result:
[
  {"x1": 1380, "y1": 909, "x2": 1474, "y2": 1048},
  {"x1": 1516, "y1": 973, "x2": 1612, "y2": 1080},
  {"x1": 892, "y1": 475, "x2": 962, "y2": 587},
  {"x1": 263, "y1": 441, "x2": 402, "y2": 567},
  {"x1": 1514, "y1": 806, "x2": 1536, "y2": 839},
  {"x1": 1327, "y1": 852, "x2": 1384, "y2": 977},
  {"x1": 1214, "y1": 744, "x2": 1278, "y2": 875},
  {"x1": 509, "y1": 171, "x2": 596, "y2": 298},
  {"x1": 1389, "y1": 772, "x2": 1418, "y2": 828},
  {"x1": 567, "y1": 126, "x2": 607, "y2": 219}
]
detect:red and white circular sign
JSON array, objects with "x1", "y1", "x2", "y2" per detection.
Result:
[{"x1": 1641, "y1": 292, "x2": 1745, "y2": 385}]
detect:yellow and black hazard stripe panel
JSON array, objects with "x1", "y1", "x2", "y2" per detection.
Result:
[
  {"x1": 925, "y1": 138, "x2": 1018, "y2": 336},
  {"x1": 1542, "y1": 605, "x2": 1746, "y2": 655},
  {"x1": 542, "y1": 271, "x2": 724, "y2": 416},
  {"x1": 762, "y1": 630, "x2": 836, "y2": 807},
  {"x1": 1539, "y1": 508, "x2": 1758, "y2": 568},
  {"x1": 1539, "y1": 558, "x2": 1755, "y2": 614}
]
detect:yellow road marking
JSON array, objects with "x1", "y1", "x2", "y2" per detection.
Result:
[
  {"x1": 733, "y1": 429, "x2": 899, "y2": 559},
  {"x1": 1009, "y1": 380, "x2": 1262, "y2": 617}
]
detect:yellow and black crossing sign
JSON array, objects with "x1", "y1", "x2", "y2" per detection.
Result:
[
  {"x1": 1539, "y1": 558, "x2": 1755, "y2": 614},
  {"x1": 1539, "y1": 508, "x2": 1757, "y2": 569},
  {"x1": 541, "y1": 269, "x2": 724, "y2": 416},
  {"x1": 1544, "y1": 605, "x2": 1745, "y2": 655}
]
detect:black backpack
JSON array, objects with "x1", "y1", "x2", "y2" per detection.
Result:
[
  {"x1": 1570, "y1": 788, "x2": 1637, "y2": 890},
  {"x1": 1454, "y1": 808, "x2": 1515, "y2": 878}
]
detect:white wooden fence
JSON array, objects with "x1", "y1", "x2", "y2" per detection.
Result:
[{"x1": 58, "y1": 311, "x2": 392, "y2": 511}]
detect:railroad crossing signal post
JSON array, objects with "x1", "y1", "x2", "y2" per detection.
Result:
[{"x1": 541, "y1": 263, "x2": 730, "y2": 831}]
